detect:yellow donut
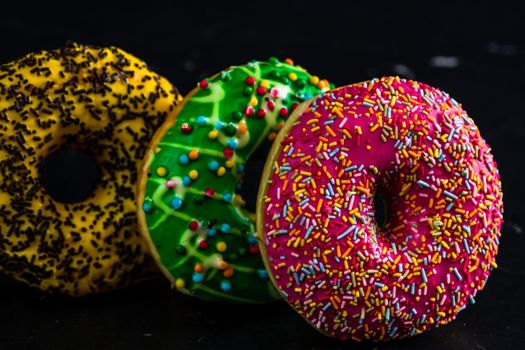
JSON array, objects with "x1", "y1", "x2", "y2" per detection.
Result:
[{"x1": 0, "y1": 42, "x2": 181, "y2": 295}]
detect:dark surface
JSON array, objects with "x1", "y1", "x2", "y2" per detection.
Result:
[{"x1": 1, "y1": 1, "x2": 524, "y2": 349}]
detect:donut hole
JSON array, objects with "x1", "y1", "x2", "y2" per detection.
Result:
[
  {"x1": 39, "y1": 148, "x2": 100, "y2": 203},
  {"x1": 373, "y1": 192, "x2": 388, "y2": 229},
  {"x1": 238, "y1": 157, "x2": 266, "y2": 212}
]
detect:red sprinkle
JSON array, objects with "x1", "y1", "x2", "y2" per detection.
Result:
[
  {"x1": 189, "y1": 220, "x2": 200, "y2": 231},
  {"x1": 256, "y1": 109, "x2": 266, "y2": 118},
  {"x1": 256, "y1": 87, "x2": 267, "y2": 96},
  {"x1": 223, "y1": 148, "x2": 234, "y2": 158},
  {"x1": 249, "y1": 245, "x2": 260, "y2": 254},
  {"x1": 291, "y1": 103, "x2": 299, "y2": 110},
  {"x1": 180, "y1": 122, "x2": 192, "y2": 134},
  {"x1": 244, "y1": 106, "x2": 254, "y2": 117},
  {"x1": 198, "y1": 240, "x2": 208, "y2": 250},
  {"x1": 245, "y1": 76, "x2": 255, "y2": 86},
  {"x1": 199, "y1": 80, "x2": 209, "y2": 89},
  {"x1": 279, "y1": 107, "x2": 288, "y2": 117},
  {"x1": 204, "y1": 188, "x2": 216, "y2": 198},
  {"x1": 267, "y1": 101, "x2": 275, "y2": 110}
]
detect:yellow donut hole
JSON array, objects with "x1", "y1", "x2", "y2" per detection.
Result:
[
  {"x1": 216, "y1": 241, "x2": 227, "y2": 252},
  {"x1": 175, "y1": 278, "x2": 185, "y2": 289},
  {"x1": 156, "y1": 166, "x2": 167, "y2": 177},
  {"x1": 189, "y1": 169, "x2": 199, "y2": 180},
  {"x1": 208, "y1": 130, "x2": 218, "y2": 139},
  {"x1": 288, "y1": 72, "x2": 298, "y2": 81},
  {"x1": 188, "y1": 149, "x2": 199, "y2": 160},
  {"x1": 225, "y1": 159, "x2": 235, "y2": 168},
  {"x1": 217, "y1": 167, "x2": 226, "y2": 176},
  {"x1": 309, "y1": 75, "x2": 320, "y2": 85}
]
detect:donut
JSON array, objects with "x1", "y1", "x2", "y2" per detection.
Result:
[
  {"x1": 137, "y1": 58, "x2": 330, "y2": 303},
  {"x1": 257, "y1": 77, "x2": 503, "y2": 340},
  {"x1": 0, "y1": 42, "x2": 181, "y2": 295}
]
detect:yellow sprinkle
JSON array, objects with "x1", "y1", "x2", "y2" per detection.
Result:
[
  {"x1": 208, "y1": 130, "x2": 218, "y2": 139},
  {"x1": 333, "y1": 108, "x2": 344, "y2": 118},
  {"x1": 175, "y1": 278, "x2": 185, "y2": 289},
  {"x1": 188, "y1": 149, "x2": 199, "y2": 160},
  {"x1": 260, "y1": 80, "x2": 270, "y2": 88},
  {"x1": 326, "y1": 125, "x2": 336, "y2": 137},
  {"x1": 216, "y1": 242, "x2": 227, "y2": 252},
  {"x1": 225, "y1": 159, "x2": 235, "y2": 168},
  {"x1": 189, "y1": 170, "x2": 199, "y2": 180},
  {"x1": 217, "y1": 167, "x2": 226, "y2": 176},
  {"x1": 309, "y1": 76, "x2": 319, "y2": 85},
  {"x1": 156, "y1": 166, "x2": 167, "y2": 177},
  {"x1": 288, "y1": 72, "x2": 297, "y2": 81},
  {"x1": 307, "y1": 118, "x2": 318, "y2": 125},
  {"x1": 250, "y1": 97, "x2": 258, "y2": 106}
]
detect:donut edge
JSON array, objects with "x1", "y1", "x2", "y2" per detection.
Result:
[
  {"x1": 255, "y1": 96, "x2": 339, "y2": 338},
  {"x1": 136, "y1": 85, "x2": 201, "y2": 292}
]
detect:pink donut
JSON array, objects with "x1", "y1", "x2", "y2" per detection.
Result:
[{"x1": 257, "y1": 77, "x2": 503, "y2": 341}]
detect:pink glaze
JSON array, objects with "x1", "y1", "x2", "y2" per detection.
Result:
[{"x1": 261, "y1": 77, "x2": 503, "y2": 341}]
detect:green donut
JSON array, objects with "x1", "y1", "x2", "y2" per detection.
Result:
[{"x1": 137, "y1": 58, "x2": 330, "y2": 303}]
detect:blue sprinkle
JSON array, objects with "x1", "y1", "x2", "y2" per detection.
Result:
[
  {"x1": 222, "y1": 192, "x2": 233, "y2": 202},
  {"x1": 215, "y1": 121, "x2": 225, "y2": 130},
  {"x1": 220, "y1": 223, "x2": 231, "y2": 233},
  {"x1": 237, "y1": 164, "x2": 245, "y2": 173},
  {"x1": 192, "y1": 273, "x2": 203, "y2": 283},
  {"x1": 182, "y1": 176, "x2": 191, "y2": 186},
  {"x1": 388, "y1": 327, "x2": 398, "y2": 337},
  {"x1": 337, "y1": 225, "x2": 355, "y2": 240},
  {"x1": 298, "y1": 198, "x2": 309, "y2": 207},
  {"x1": 469, "y1": 295, "x2": 476, "y2": 304},
  {"x1": 142, "y1": 202, "x2": 152, "y2": 213},
  {"x1": 227, "y1": 139, "x2": 238, "y2": 149},
  {"x1": 220, "y1": 280, "x2": 231, "y2": 292},
  {"x1": 178, "y1": 154, "x2": 189, "y2": 165},
  {"x1": 453, "y1": 267, "x2": 463, "y2": 281},
  {"x1": 208, "y1": 228, "x2": 217, "y2": 237},
  {"x1": 195, "y1": 116, "x2": 208, "y2": 125},
  {"x1": 305, "y1": 226, "x2": 314, "y2": 239},
  {"x1": 421, "y1": 268, "x2": 428, "y2": 283},
  {"x1": 416, "y1": 180, "x2": 430, "y2": 188},
  {"x1": 171, "y1": 197, "x2": 182, "y2": 210},
  {"x1": 443, "y1": 190, "x2": 459, "y2": 200},
  {"x1": 322, "y1": 303, "x2": 332, "y2": 311},
  {"x1": 208, "y1": 160, "x2": 220, "y2": 171},
  {"x1": 257, "y1": 269, "x2": 268, "y2": 279},
  {"x1": 247, "y1": 235, "x2": 258, "y2": 245},
  {"x1": 319, "y1": 263, "x2": 325, "y2": 273}
]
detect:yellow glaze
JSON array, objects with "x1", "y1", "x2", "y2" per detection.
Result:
[{"x1": 0, "y1": 42, "x2": 181, "y2": 295}]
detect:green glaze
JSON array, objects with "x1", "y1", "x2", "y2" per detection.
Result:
[{"x1": 142, "y1": 58, "x2": 330, "y2": 303}]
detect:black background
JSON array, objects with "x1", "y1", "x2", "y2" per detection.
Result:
[{"x1": 0, "y1": 1, "x2": 524, "y2": 349}]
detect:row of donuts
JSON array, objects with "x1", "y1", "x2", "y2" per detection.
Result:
[{"x1": 0, "y1": 43, "x2": 503, "y2": 341}]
